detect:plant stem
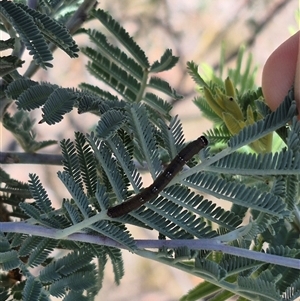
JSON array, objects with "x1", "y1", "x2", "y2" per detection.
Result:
[
  {"x1": 1, "y1": 221, "x2": 299, "y2": 270},
  {"x1": 0, "y1": 152, "x2": 63, "y2": 165}
]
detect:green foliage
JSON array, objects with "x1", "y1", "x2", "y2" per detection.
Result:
[
  {"x1": 2, "y1": 110, "x2": 57, "y2": 152},
  {"x1": 190, "y1": 58, "x2": 273, "y2": 153},
  {"x1": 1, "y1": 2, "x2": 300, "y2": 301},
  {"x1": 0, "y1": 0, "x2": 78, "y2": 69},
  {"x1": 0, "y1": 54, "x2": 24, "y2": 77}
]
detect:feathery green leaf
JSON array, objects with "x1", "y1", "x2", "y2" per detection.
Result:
[{"x1": 91, "y1": 9, "x2": 149, "y2": 68}]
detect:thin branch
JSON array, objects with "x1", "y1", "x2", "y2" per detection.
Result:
[
  {"x1": 0, "y1": 152, "x2": 63, "y2": 165},
  {"x1": 0, "y1": 151, "x2": 152, "y2": 172},
  {"x1": 1, "y1": 222, "x2": 299, "y2": 270}
]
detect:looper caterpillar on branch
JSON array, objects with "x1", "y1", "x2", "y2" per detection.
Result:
[{"x1": 107, "y1": 135, "x2": 208, "y2": 218}]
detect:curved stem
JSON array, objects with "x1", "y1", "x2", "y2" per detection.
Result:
[{"x1": 1, "y1": 222, "x2": 299, "y2": 270}]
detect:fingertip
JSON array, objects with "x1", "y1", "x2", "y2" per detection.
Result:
[{"x1": 262, "y1": 31, "x2": 299, "y2": 111}]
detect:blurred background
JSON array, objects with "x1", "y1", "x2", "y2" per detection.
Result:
[{"x1": 2, "y1": 0, "x2": 299, "y2": 300}]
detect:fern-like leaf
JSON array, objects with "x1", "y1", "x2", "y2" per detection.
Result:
[
  {"x1": 126, "y1": 103, "x2": 162, "y2": 178},
  {"x1": 95, "y1": 109, "x2": 126, "y2": 139},
  {"x1": 159, "y1": 115, "x2": 185, "y2": 158},
  {"x1": 205, "y1": 124, "x2": 231, "y2": 144},
  {"x1": 85, "y1": 55, "x2": 138, "y2": 102},
  {"x1": 16, "y1": 3, "x2": 79, "y2": 58},
  {"x1": 184, "y1": 173, "x2": 288, "y2": 217},
  {"x1": 63, "y1": 201, "x2": 83, "y2": 225},
  {"x1": 144, "y1": 92, "x2": 172, "y2": 118},
  {"x1": 150, "y1": 49, "x2": 179, "y2": 72},
  {"x1": 265, "y1": 245, "x2": 300, "y2": 258},
  {"x1": 74, "y1": 132, "x2": 98, "y2": 197},
  {"x1": 132, "y1": 206, "x2": 194, "y2": 239},
  {"x1": 283, "y1": 279, "x2": 300, "y2": 301},
  {"x1": 19, "y1": 202, "x2": 42, "y2": 221},
  {"x1": 287, "y1": 116, "x2": 300, "y2": 152},
  {"x1": 91, "y1": 221, "x2": 136, "y2": 250},
  {"x1": 237, "y1": 277, "x2": 281, "y2": 300},
  {"x1": 18, "y1": 236, "x2": 42, "y2": 257},
  {"x1": 94, "y1": 183, "x2": 113, "y2": 216},
  {"x1": 83, "y1": 28, "x2": 144, "y2": 79},
  {"x1": 15, "y1": 83, "x2": 57, "y2": 111},
  {"x1": 83, "y1": 46, "x2": 141, "y2": 93},
  {"x1": 194, "y1": 257, "x2": 227, "y2": 281},
  {"x1": 219, "y1": 255, "x2": 260, "y2": 276},
  {"x1": 187, "y1": 61, "x2": 209, "y2": 88},
  {"x1": 148, "y1": 76, "x2": 182, "y2": 99},
  {"x1": 60, "y1": 138, "x2": 83, "y2": 190},
  {"x1": 285, "y1": 175, "x2": 298, "y2": 210},
  {"x1": 28, "y1": 174, "x2": 53, "y2": 214},
  {"x1": 5, "y1": 78, "x2": 38, "y2": 99},
  {"x1": 229, "y1": 92, "x2": 296, "y2": 149},
  {"x1": 0, "y1": 37, "x2": 14, "y2": 50},
  {"x1": 27, "y1": 238, "x2": 58, "y2": 268},
  {"x1": 0, "y1": 1, "x2": 53, "y2": 68},
  {"x1": 57, "y1": 171, "x2": 92, "y2": 218},
  {"x1": 105, "y1": 135, "x2": 143, "y2": 193},
  {"x1": 22, "y1": 276, "x2": 42, "y2": 301},
  {"x1": 194, "y1": 94, "x2": 224, "y2": 124},
  {"x1": 2, "y1": 110, "x2": 57, "y2": 152},
  {"x1": 49, "y1": 270, "x2": 97, "y2": 298},
  {"x1": 39, "y1": 250, "x2": 94, "y2": 283},
  {"x1": 76, "y1": 88, "x2": 125, "y2": 116},
  {"x1": 88, "y1": 134, "x2": 127, "y2": 202},
  {"x1": 149, "y1": 196, "x2": 217, "y2": 238},
  {"x1": 39, "y1": 88, "x2": 76, "y2": 124},
  {"x1": 105, "y1": 246, "x2": 124, "y2": 285},
  {"x1": 0, "y1": 55, "x2": 24, "y2": 76},
  {"x1": 79, "y1": 82, "x2": 120, "y2": 102},
  {"x1": 0, "y1": 249, "x2": 20, "y2": 271},
  {"x1": 91, "y1": 9, "x2": 149, "y2": 68},
  {"x1": 161, "y1": 185, "x2": 242, "y2": 230},
  {"x1": 208, "y1": 150, "x2": 300, "y2": 176}
]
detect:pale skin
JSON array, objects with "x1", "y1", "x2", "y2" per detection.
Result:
[{"x1": 262, "y1": 31, "x2": 300, "y2": 112}]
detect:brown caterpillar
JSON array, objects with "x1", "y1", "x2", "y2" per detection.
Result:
[{"x1": 107, "y1": 135, "x2": 208, "y2": 218}]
